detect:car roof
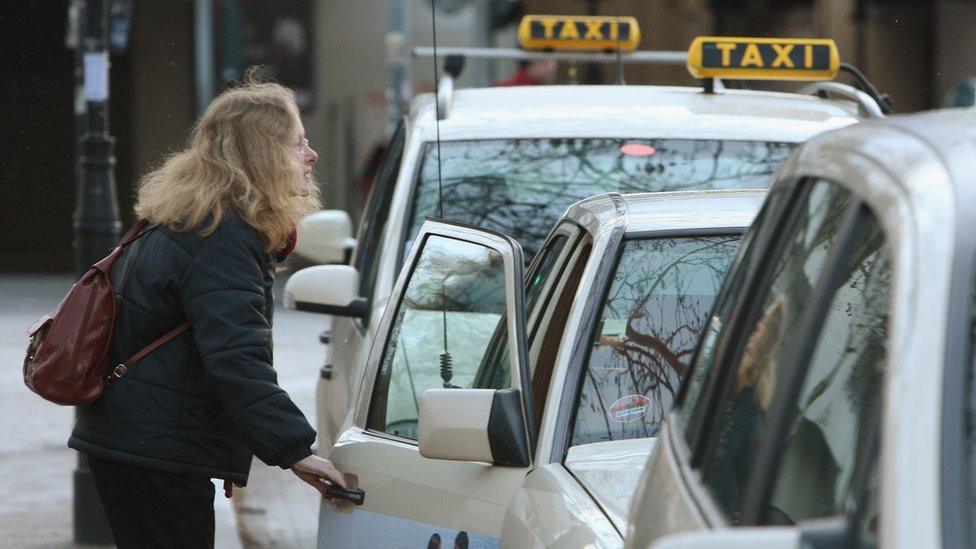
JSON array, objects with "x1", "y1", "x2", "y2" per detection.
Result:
[
  {"x1": 870, "y1": 108, "x2": 976, "y2": 203},
  {"x1": 409, "y1": 85, "x2": 861, "y2": 143},
  {"x1": 786, "y1": 108, "x2": 976, "y2": 231},
  {"x1": 562, "y1": 189, "x2": 767, "y2": 236}
]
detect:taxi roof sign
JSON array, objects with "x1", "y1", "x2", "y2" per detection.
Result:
[
  {"x1": 518, "y1": 15, "x2": 640, "y2": 53},
  {"x1": 687, "y1": 37, "x2": 839, "y2": 81}
]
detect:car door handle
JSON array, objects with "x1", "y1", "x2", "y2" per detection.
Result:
[{"x1": 324, "y1": 484, "x2": 365, "y2": 505}]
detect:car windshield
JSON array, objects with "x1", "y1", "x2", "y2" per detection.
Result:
[
  {"x1": 405, "y1": 138, "x2": 794, "y2": 259},
  {"x1": 571, "y1": 234, "x2": 742, "y2": 446}
]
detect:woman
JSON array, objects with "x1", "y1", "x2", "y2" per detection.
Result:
[{"x1": 68, "y1": 75, "x2": 346, "y2": 547}]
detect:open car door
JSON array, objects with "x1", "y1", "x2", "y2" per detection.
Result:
[{"x1": 318, "y1": 220, "x2": 535, "y2": 548}]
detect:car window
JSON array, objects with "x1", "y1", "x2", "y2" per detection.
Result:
[
  {"x1": 366, "y1": 234, "x2": 510, "y2": 440},
  {"x1": 525, "y1": 233, "x2": 572, "y2": 325},
  {"x1": 404, "y1": 138, "x2": 795, "y2": 260},
  {"x1": 700, "y1": 180, "x2": 853, "y2": 522},
  {"x1": 570, "y1": 235, "x2": 741, "y2": 446},
  {"x1": 529, "y1": 239, "x2": 593, "y2": 429},
  {"x1": 475, "y1": 234, "x2": 591, "y2": 424},
  {"x1": 355, "y1": 123, "x2": 405, "y2": 304},
  {"x1": 765, "y1": 218, "x2": 889, "y2": 528},
  {"x1": 680, "y1": 187, "x2": 791, "y2": 439}
]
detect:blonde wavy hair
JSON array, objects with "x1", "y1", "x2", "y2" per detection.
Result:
[{"x1": 134, "y1": 75, "x2": 321, "y2": 251}]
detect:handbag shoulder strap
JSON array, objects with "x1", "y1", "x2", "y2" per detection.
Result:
[
  {"x1": 104, "y1": 220, "x2": 185, "y2": 382},
  {"x1": 119, "y1": 219, "x2": 154, "y2": 248},
  {"x1": 119, "y1": 219, "x2": 149, "y2": 247},
  {"x1": 92, "y1": 220, "x2": 154, "y2": 276},
  {"x1": 107, "y1": 322, "x2": 190, "y2": 382}
]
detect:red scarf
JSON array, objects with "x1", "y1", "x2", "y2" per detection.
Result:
[{"x1": 276, "y1": 226, "x2": 298, "y2": 263}]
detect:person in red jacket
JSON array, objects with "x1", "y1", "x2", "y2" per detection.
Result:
[{"x1": 494, "y1": 58, "x2": 558, "y2": 86}]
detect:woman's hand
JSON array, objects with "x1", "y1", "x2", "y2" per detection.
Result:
[{"x1": 290, "y1": 455, "x2": 348, "y2": 504}]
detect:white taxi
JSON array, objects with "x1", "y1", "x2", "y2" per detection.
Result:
[
  {"x1": 627, "y1": 109, "x2": 976, "y2": 549},
  {"x1": 288, "y1": 189, "x2": 764, "y2": 546},
  {"x1": 289, "y1": 26, "x2": 878, "y2": 458}
]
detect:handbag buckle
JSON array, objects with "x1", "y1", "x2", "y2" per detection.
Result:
[{"x1": 112, "y1": 364, "x2": 127, "y2": 379}]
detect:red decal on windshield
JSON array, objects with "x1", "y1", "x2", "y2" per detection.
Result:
[
  {"x1": 608, "y1": 394, "x2": 651, "y2": 423},
  {"x1": 620, "y1": 143, "x2": 656, "y2": 157}
]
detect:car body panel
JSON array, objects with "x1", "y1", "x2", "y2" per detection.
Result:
[
  {"x1": 627, "y1": 109, "x2": 976, "y2": 549},
  {"x1": 564, "y1": 438, "x2": 657, "y2": 533},
  {"x1": 501, "y1": 463, "x2": 622, "y2": 548},
  {"x1": 320, "y1": 427, "x2": 526, "y2": 547}
]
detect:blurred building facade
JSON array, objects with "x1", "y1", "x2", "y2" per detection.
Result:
[{"x1": 2, "y1": 0, "x2": 975, "y2": 270}]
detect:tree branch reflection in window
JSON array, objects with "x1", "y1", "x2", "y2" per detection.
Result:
[
  {"x1": 571, "y1": 235, "x2": 741, "y2": 446},
  {"x1": 407, "y1": 138, "x2": 793, "y2": 259},
  {"x1": 368, "y1": 235, "x2": 509, "y2": 440}
]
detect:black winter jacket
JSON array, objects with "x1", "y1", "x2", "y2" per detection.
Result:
[{"x1": 68, "y1": 216, "x2": 315, "y2": 485}]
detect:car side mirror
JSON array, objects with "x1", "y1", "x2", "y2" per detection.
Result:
[
  {"x1": 295, "y1": 210, "x2": 357, "y2": 265},
  {"x1": 283, "y1": 265, "x2": 367, "y2": 319},
  {"x1": 418, "y1": 388, "x2": 530, "y2": 467},
  {"x1": 648, "y1": 527, "x2": 798, "y2": 549}
]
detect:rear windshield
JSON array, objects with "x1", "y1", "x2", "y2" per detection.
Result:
[{"x1": 405, "y1": 138, "x2": 794, "y2": 258}]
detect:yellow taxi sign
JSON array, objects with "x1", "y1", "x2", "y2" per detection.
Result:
[
  {"x1": 687, "y1": 37, "x2": 839, "y2": 81},
  {"x1": 518, "y1": 15, "x2": 640, "y2": 53}
]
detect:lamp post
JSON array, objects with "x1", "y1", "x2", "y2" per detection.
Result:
[{"x1": 72, "y1": 0, "x2": 120, "y2": 543}]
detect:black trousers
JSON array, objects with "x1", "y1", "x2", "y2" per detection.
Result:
[{"x1": 88, "y1": 456, "x2": 216, "y2": 549}]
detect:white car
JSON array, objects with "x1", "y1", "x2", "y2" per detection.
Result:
[
  {"x1": 294, "y1": 52, "x2": 873, "y2": 455},
  {"x1": 627, "y1": 109, "x2": 976, "y2": 549},
  {"x1": 288, "y1": 189, "x2": 764, "y2": 546}
]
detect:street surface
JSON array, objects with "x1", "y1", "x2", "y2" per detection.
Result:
[{"x1": 0, "y1": 274, "x2": 324, "y2": 547}]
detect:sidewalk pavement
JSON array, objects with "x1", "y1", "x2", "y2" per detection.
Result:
[{"x1": 0, "y1": 274, "x2": 326, "y2": 548}]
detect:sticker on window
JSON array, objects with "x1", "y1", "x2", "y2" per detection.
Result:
[
  {"x1": 600, "y1": 318, "x2": 627, "y2": 336},
  {"x1": 608, "y1": 394, "x2": 651, "y2": 423}
]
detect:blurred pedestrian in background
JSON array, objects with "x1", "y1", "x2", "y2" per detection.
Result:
[
  {"x1": 494, "y1": 58, "x2": 558, "y2": 86},
  {"x1": 67, "y1": 72, "x2": 348, "y2": 548}
]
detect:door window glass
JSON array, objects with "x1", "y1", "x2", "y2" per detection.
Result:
[
  {"x1": 529, "y1": 240, "x2": 592, "y2": 428},
  {"x1": 477, "y1": 235, "x2": 591, "y2": 421},
  {"x1": 766, "y1": 220, "x2": 890, "y2": 527},
  {"x1": 367, "y1": 234, "x2": 510, "y2": 440},
  {"x1": 702, "y1": 180, "x2": 852, "y2": 522},
  {"x1": 525, "y1": 233, "x2": 571, "y2": 321},
  {"x1": 571, "y1": 235, "x2": 741, "y2": 446}
]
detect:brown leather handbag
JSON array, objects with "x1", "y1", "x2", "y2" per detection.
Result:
[{"x1": 23, "y1": 221, "x2": 188, "y2": 405}]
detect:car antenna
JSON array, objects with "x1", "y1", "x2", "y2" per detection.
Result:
[{"x1": 430, "y1": 0, "x2": 456, "y2": 389}]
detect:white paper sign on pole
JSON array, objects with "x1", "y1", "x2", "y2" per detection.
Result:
[{"x1": 83, "y1": 51, "x2": 109, "y2": 102}]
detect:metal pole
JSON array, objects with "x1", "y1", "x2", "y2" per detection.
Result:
[
  {"x1": 72, "y1": 0, "x2": 120, "y2": 543},
  {"x1": 68, "y1": 0, "x2": 87, "y2": 224},
  {"x1": 473, "y1": 0, "x2": 491, "y2": 87},
  {"x1": 195, "y1": 0, "x2": 215, "y2": 115},
  {"x1": 386, "y1": 0, "x2": 412, "y2": 135}
]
